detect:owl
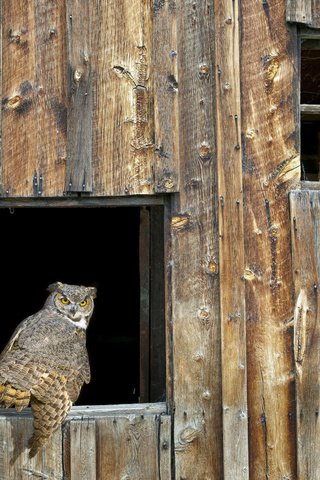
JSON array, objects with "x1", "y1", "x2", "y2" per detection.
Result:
[{"x1": 0, "y1": 281, "x2": 96, "y2": 457}]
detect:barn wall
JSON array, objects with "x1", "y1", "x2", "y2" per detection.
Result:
[
  {"x1": 0, "y1": 0, "x2": 179, "y2": 197},
  {"x1": 1, "y1": 0, "x2": 320, "y2": 479}
]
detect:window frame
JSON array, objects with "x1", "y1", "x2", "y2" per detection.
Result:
[
  {"x1": 299, "y1": 27, "x2": 320, "y2": 184},
  {"x1": 0, "y1": 195, "x2": 172, "y2": 418}
]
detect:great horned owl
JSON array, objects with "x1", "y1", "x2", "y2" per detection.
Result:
[{"x1": 0, "y1": 281, "x2": 96, "y2": 457}]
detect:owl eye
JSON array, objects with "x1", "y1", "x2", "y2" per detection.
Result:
[
  {"x1": 79, "y1": 299, "x2": 87, "y2": 307},
  {"x1": 61, "y1": 297, "x2": 70, "y2": 305}
]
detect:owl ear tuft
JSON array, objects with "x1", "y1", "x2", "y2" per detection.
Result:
[
  {"x1": 47, "y1": 282, "x2": 64, "y2": 293},
  {"x1": 89, "y1": 286, "x2": 97, "y2": 299}
]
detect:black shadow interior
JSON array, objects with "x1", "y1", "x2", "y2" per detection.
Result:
[{"x1": 0, "y1": 207, "x2": 140, "y2": 405}]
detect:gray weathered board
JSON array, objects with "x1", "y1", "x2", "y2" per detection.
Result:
[
  {"x1": 286, "y1": 0, "x2": 320, "y2": 28},
  {"x1": 0, "y1": 404, "x2": 170, "y2": 480},
  {"x1": 290, "y1": 190, "x2": 320, "y2": 480}
]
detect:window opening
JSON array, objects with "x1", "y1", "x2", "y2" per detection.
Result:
[
  {"x1": 0, "y1": 206, "x2": 165, "y2": 406},
  {"x1": 300, "y1": 37, "x2": 320, "y2": 180}
]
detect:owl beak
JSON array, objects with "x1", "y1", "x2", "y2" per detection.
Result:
[{"x1": 70, "y1": 305, "x2": 77, "y2": 316}]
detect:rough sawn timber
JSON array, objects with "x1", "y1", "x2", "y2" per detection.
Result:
[
  {"x1": 241, "y1": 0, "x2": 300, "y2": 478},
  {"x1": 214, "y1": 0, "x2": 249, "y2": 477},
  {"x1": 290, "y1": 190, "x2": 320, "y2": 480},
  {"x1": 1, "y1": 1, "x2": 67, "y2": 197},
  {"x1": 170, "y1": 0, "x2": 223, "y2": 478}
]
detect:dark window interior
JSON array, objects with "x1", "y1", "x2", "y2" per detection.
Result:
[
  {"x1": 0, "y1": 206, "x2": 165, "y2": 406},
  {"x1": 301, "y1": 38, "x2": 320, "y2": 180}
]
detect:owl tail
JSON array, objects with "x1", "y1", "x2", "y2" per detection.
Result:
[
  {"x1": 0, "y1": 384, "x2": 30, "y2": 411},
  {"x1": 29, "y1": 377, "x2": 72, "y2": 458}
]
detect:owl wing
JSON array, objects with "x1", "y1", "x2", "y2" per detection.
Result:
[
  {"x1": 0, "y1": 313, "x2": 49, "y2": 402},
  {"x1": 0, "y1": 310, "x2": 89, "y2": 406}
]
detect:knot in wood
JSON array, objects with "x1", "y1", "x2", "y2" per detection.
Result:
[
  {"x1": 198, "y1": 63, "x2": 210, "y2": 79},
  {"x1": 246, "y1": 127, "x2": 257, "y2": 139},
  {"x1": 7, "y1": 95, "x2": 22, "y2": 110},
  {"x1": 198, "y1": 143, "x2": 212, "y2": 161},
  {"x1": 171, "y1": 214, "x2": 190, "y2": 231},
  {"x1": 74, "y1": 69, "x2": 83, "y2": 83},
  {"x1": 207, "y1": 259, "x2": 218, "y2": 274},
  {"x1": 269, "y1": 224, "x2": 279, "y2": 238},
  {"x1": 202, "y1": 390, "x2": 211, "y2": 400},
  {"x1": 163, "y1": 178, "x2": 174, "y2": 190}
]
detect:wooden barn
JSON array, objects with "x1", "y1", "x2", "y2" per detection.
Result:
[{"x1": 0, "y1": 0, "x2": 319, "y2": 478}]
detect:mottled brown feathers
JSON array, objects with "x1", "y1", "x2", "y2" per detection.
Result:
[{"x1": 0, "y1": 282, "x2": 96, "y2": 457}]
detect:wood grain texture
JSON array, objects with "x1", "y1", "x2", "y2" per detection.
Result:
[
  {"x1": 159, "y1": 414, "x2": 171, "y2": 480},
  {"x1": 66, "y1": 0, "x2": 93, "y2": 193},
  {"x1": 96, "y1": 413, "x2": 168, "y2": 479},
  {"x1": 153, "y1": 0, "x2": 179, "y2": 193},
  {"x1": 0, "y1": 415, "x2": 63, "y2": 480},
  {"x1": 286, "y1": 0, "x2": 320, "y2": 28},
  {"x1": 241, "y1": 1, "x2": 300, "y2": 478},
  {"x1": 290, "y1": 190, "x2": 320, "y2": 480},
  {"x1": 214, "y1": 0, "x2": 249, "y2": 477},
  {"x1": 92, "y1": 0, "x2": 155, "y2": 196},
  {"x1": 171, "y1": 1, "x2": 223, "y2": 478},
  {"x1": 1, "y1": 1, "x2": 67, "y2": 197},
  {"x1": 70, "y1": 419, "x2": 96, "y2": 480}
]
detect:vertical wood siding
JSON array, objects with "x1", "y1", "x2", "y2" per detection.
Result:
[
  {"x1": 0, "y1": 409, "x2": 170, "y2": 479},
  {"x1": 240, "y1": 1, "x2": 300, "y2": 478},
  {"x1": 1, "y1": 1, "x2": 67, "y2": 197},
  {"x1": 170, "y1": 0, "x2": 223, "y2": 478},
  {"x1": 0, "y1": 1, "x2": 179, "y2": 197},
  {"x1": 214, "y1": 0, "x2": 249, "y2": 477},
  {"x1": 0, "y1": 416, "x2": 63, "y2": 480},
  {"x1": 290, "y1": 190, "x2": 320, "y2": 480}
]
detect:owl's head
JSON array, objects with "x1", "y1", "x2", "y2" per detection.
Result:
[{"x1": 45, "y1": 282, "x2": 97, "y2": 328}]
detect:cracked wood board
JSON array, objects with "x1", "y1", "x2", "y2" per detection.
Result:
[
  {"x1": 241, "y1": 0, "x2": 300, "y2": 477},
  {"x1": 0, "y1": 1, "x2": 67, "y2": 197},
  {"x1": 0, "y1": 416, "x2": 63, "y2": 480},
  {"x1": 95, "y1": 414, "x2": 171, "y2": 479},
  {"x1": 170, "y1": 0, "x2": 223, "y2": 478},
  {"x1": 91, "y1": 0, "x2": 155, "y2": 196},
  {"x1": 214, "y1": 0, "x2": 249, "y2": 477}
]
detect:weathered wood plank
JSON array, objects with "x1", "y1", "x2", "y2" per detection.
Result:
[
  {"x1": 171, "y1": 1, "x2": 223, "y2": 478},
  {"x1": 65, "y1": 0, "x2": 92, "y2": 193},
  {"x1": 0, "y1": 196, "x2": 165, "y2": 208},
  {"x1": 70, "y1": 419, "x2": 96, "y2": 480},
  {"x1": 34, "y1": 1, "x2": 67, "y2": 197},
  {"x1": 301, "y1": 104, "x2": 320, "y2": 116},
  {"x1": 241, "y1": 0, "x2": 300, "y2": 477},
  {"x1": 1, "y1": 1, "x2": 37, "y2": 197},
  {"x1": 159, "y1": 415, "x2": 171, "y2": 480},
  {"x1": 290, "y1": 190, "x2": 320, "y2": 480},
  {"x1": 1, "y1": 1, "x2": 67, "y2": 197},
  {"x1": 0, "y1": 403, "x2": 166, "y2": 418},
  {"x1": 96, "y1": 414, "x2": 161, "y2": 478},
  {"x1": 214, "y1": 0, "x2": 249, "y2": 477},
  {"x1": 92, "y1": 0, "x2": 155, "y2": 196},
  {"x1": 153, "y1": 0, "x2": 179, "y2": 193},
  {"x1": 286, "y1": 0, "x2": 320, "y2": 28},
  {"x1": 0, "y1": 415, "x2": 63, "y2": 480}
]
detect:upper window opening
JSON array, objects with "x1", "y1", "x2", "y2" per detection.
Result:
[
  {"x1": 0, "y1": 206, "x2": 165, "y2": 406},
  {"x1": 300, "y1": 37, "x2": 320, "y2": 180}
]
